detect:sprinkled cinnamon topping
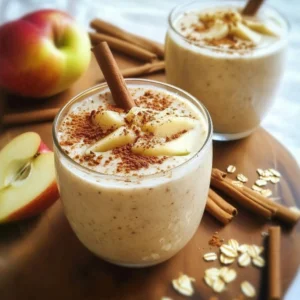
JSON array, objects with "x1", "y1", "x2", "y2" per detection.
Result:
[
  {"x1": 58, "y1": 87, "x2": 206, "y2": 176},
  {"x1": 59, "y1": 112, "x2": 113, "y2": 146},
  {"x1": 136, "y1": 90, "x2": 172, "y2": 111},
  {"x1": 112, "y1": 144, "x2": 167, "y2": 173}
]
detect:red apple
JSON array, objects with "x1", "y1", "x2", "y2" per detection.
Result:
[
  {"x1": 0, "y1": 9, "x2": 91, "y2": 98},
  {"x1": 0, "y1": 132, "x2": 59, "y2": 223}
]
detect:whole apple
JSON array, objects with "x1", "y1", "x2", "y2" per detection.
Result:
[{"x1": 0, "y1": 9, "x2": 91, "y2": 98}]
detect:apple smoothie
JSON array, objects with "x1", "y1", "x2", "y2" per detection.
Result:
[
  {"x1": 53, "y1": 79, "x2": 212, "y2": 267},
  {"x1": 165, "y1": 1, "x2": 288, "y2": 140}
]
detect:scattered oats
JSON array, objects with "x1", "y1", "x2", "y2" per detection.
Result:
[
  {"x1": 238, "y1": 244, "x2": 249, "y2": 253},
  {"x1": 269, "y1": 168, "x2": 281, "y2": 177},
  {"x1": 260, "y1": 189, "x2": 273, "y2": 198},
  {"x1": 255, "y1": 179, "x2": 267, "y2": 187},
  {"x1": 220, "y1": 253, "x2": 235, "y2": 265},
  {"x1": 220, "y1": 244, "x2": 238, "y2": 258},
  {"x1": 256, "y1": 168, "x2": 264, "y2": 176},
  {"x1": 232, "y1": 180, "x2": 244, "y2": 188},
  {"x1": 264, "y1": 169, "x2": 273, "y2": 177},
  {"x1": 172, "y1": 274, "x2": 195, "y2": 297},
  {"x1": 237, "y1": 174, "x2": 248, "y2": 183},
  {"x1": 289, "y1": 206, "x2": 300, "y2": 215},
  {"x1": 220, "y1": 267, "x2": 237, "y2": 283},
  {"x1": 252, "y1": 256, "x2": 265, "y2": 268},
  {"x1": 253, "y1": 245, "x2": 264, "y2": 255},
  {"x1": 241, "y1": 281, "x2": 256, "y2": 298},
  {"x1": 203, "y1": 252, "x2": 218, "y2": 261},
  {"x1": 212, "y1": 277, "x2": 226, "y2": 293},
  {"x1": 252, "y1": 185, "x2": 263, "y2": 192},
  {"x1": 227, "y1": 165, "x2": 236, "y2": 173},
  {"x1": 259, "y1": 176, "x2": 273, "y2": 182},
  {"x1": 228, "y1": 239, "x2": 239, "y2": 251},
  {"x1": 261, "y1": 231, "x2": 269, "y2": 237},
  {"x1": 204, "y1": 275, "x2": 214, "y2": 288},
  {"x1": 270, "y1": 177, "x2": 280, "y2": 184},
  {"x1": 247, "y1": 245, "x2": 258, "y2": 258},
  {"x1": 205, "y1": 268, "x2": 220, "y2": 280},
  {"x1": 238, "y1": 252, "x2": 251, "y2": 267},
  {"x1": 161, "y1": 298, "x2": 173, "y2": 300}
]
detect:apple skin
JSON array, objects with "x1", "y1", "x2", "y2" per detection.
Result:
[
  {"x1": 2, "y1": 181, "x2": 59, "y2": 223},
  {"x1": 0, "y1": 9, "x2": 91, "y2": 98}
]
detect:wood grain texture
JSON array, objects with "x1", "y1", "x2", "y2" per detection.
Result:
[{"x1": 0, "y1": 53, "x2": 299, "y2": 300}]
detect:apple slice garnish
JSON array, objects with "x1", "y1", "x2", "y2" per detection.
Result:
[
  {"x1": 142, "y1": 116, "x2": 199, "y2": 137},
  {"x1": 87, "y1": 126, "x2": 136, "y2": 153},
  {"x1": 132, "y1": 130, "x2": 196, "y2": 156},
  {"x1": 91, "y1": 110, "x2": 125, "y2": 130},
  {"x1": 0, "y1": 132, "x2": 59, "y2": 223}
]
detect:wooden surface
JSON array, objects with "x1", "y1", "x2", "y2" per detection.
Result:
[{"x1": 0, "y1": 53, "x2": 299, "y2": 300}]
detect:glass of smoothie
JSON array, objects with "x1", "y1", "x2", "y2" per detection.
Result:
[
  {"x1": 165, "y1": 0, "x2": 288, "y2": 140},
  {"x1": 53, "y1": 79, "x2": 213, "y2": 267}
]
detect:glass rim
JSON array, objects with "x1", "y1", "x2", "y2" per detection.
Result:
[
  {"x1": 52, "y1": 78, "x2": 213, "y2": 181},
  {"x1": 168, "y1": 0, "x2": 290, "y2": 54}
]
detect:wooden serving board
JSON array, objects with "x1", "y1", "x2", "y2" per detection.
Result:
[{"x1": 0, "y1": 52, "x2": 299, "y2": 300}]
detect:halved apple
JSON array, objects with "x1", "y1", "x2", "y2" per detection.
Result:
[
  {"x1": 0, "y1": 132, "x2": 59, "y2": 223},
  {"x1": 142, "y1": 117, "x2": 199, "y2": 137},
  {"x1": 91, "y1": 110, "x2": 125, "y2": 130},
  {"x1": 87, "y1": 126, "x2": 136, "y2": 153},
  {"x1": 230, "y1": 22, "x2": 261, "y2": 44},
  {"x1": 132, "y1": 130, "x2": 196, "y2": 156}
]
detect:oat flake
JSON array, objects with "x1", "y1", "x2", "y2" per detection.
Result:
[
  {"x1": 220, "y1": 253, "x2": 235, "y2": 265},
  {"x1": 252, "y1": 256, "x2": 265, "y2": 268},
  {"x1": 241, "y1": 281, "x2": 256, "y2": 298},
  {"x1": 228, "y1": 239, "x2": 239, "y2": 251},
  {"x1": 227, "y1": 165, "x2": 236, "y2": 173},
  {"x1": 220, "y1": 244, "x2": 238, "y2": 258},
  {"x1": 172, "y1": 274, "x2": 195, "y2": 297},
  {"x1": 212, "y1": 278, "x2": 226, "y2": 293},
  {"x1": 238, "y1": 252, "x2": 251, "y2": 267},
  {"x1": 255, "y1": 179, "x2": 267, "y2": 187},
  {"x1": 237, "y1": 174, "x2": 248, "y2": 183},
  {"x1": 203, "y1": 252, "x2": 218, "y2": 261}
]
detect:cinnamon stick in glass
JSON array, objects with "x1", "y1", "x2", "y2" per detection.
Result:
[
  {"x1": 90, "y1": 18, "x2": 164, "y2": 58},
  {"x1": 92, "y1": 42, "x2": 136, "y2": 110},
  {"x1": 89, "y1": 32, "x2": 157, "y2": 62}
]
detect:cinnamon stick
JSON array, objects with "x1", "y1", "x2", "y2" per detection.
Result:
[
  {"x1": 97, "y1": 61, "x2": 165, "y2": 83},
  {"x1": 206, "y1": 197, "x2": 234, "y2": 225},
  {"x1": 268, "y1": 226, "x2": 281, "y2": 300},
  {"x1": 92, "y1": 42, "x2": 136, "y2": 110},
  {"x1": 89, "y1": 32, "x2": 157, "y2": 62},
  {"x1": 90, "y1": 18, "x2": 164, "y2": 58},
  {"x1": 242, "y1": 0, "x2": 265, "y2": 15},
  {"x1": 211, "y1": 168, "x2": 300, "y2": 225},
  {"x1": 211, "y1": 168, "x2": 273, "y2": 220},
  {"x1": 209, "y1": 188, "x2": 237, "y2": 216},
  {"x1": 2, "y1": 108, "x2": 59, "y2": 126}
]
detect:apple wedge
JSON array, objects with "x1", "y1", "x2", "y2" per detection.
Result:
[
  {"x1": 0, "y1": 132, "x2": 59, "y2": 223},
  {"x1": 87, "y1": 126, "x2": 136, "y2": 153},
  {"x1": 244, "y1": 20, "x2": 279, "y2": 37},
  {"x1": 230, "y1": 22, "x2": 261, "y2": 44},
  {"x1": 91, "y1": 110, "x2": 125, "y2": 130},
  {"x1": 132, "y1": 130, "x2": 196, "y2": 156},
  {"x1": 143, "y1": 117, "x2": 199, "y2": 138}
]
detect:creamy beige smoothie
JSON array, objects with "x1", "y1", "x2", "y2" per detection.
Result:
[
  {"x1": 53, "y1": 79, "x2": 212, "y2": 267},
  {"x1": 165, "y1": 1, "x2": 288, "y2": 140}
]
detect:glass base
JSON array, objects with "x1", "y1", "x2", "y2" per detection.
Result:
[
  {"x1": 101, "y1": 257, "x2": 164, "y2": 268},
  {"x1": 213, "y1": 127, "x2": 257, "y2": 141}
]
